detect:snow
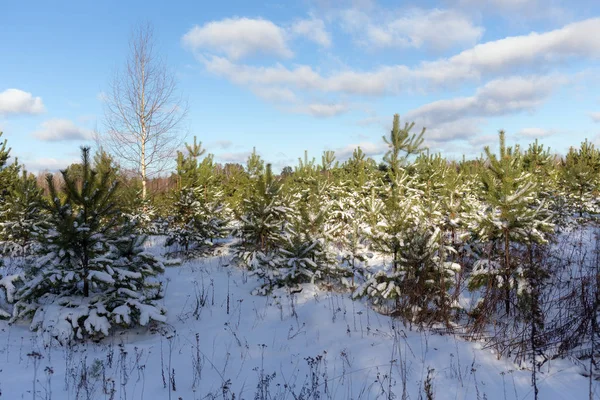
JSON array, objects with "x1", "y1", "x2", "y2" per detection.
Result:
[
  {"x1": 88, "y1": 270, "x2": 115, "y2": 284},
  {"x1": 112, "y1": 303, "x2": 132, "y2": 325},
  {"x1": 0, "y1": 273, "x2": 20, "y2": 303},
  {"x1": 0, "y1": 239, "x2": 596, "y2": 399},
  {"x1": 83, "y1": 307, "x2": 111, "y2": 336},
  {"x1": 132, "y1": 301, "x2": 167, "y2": 325}
]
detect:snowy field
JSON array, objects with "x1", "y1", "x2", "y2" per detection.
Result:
[{"x1": 0, "y1": 237, "x2": 596, "y2": 400}]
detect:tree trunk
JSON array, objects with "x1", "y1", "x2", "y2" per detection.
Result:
[
  {"x1": 141, "y1": 172, "x2": 147, "y2": 200},
  {"x1": 504, "y1": 231, "x2": 511, "y2": 315},
  {"x1": 82, "y1": 253, "x2": 89, "y2": 297},
  {"x1": 140, "y1": 61, "x2": 147, "y2": 201}
]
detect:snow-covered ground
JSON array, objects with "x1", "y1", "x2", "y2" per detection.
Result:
[{"x1": 0, "y1": 238, "x2": 595, "y2": 399}]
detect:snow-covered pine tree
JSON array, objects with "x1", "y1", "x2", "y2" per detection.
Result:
[
  {"x1": 356, "y1": 174, "x2": 460, "y2": 324},
  {"x1": 440, "y1": 162, "x2": 483, "y2": 310},
  {"x1": 176, "y1": 136, "x2": 206, "y2": 189},
  {"x1": 382, "y1": 114, "x2": 425, "y2": 180},
  {"x1": 0, "y1": 132, "x2": 20, "y2": 203},
  {"x1": 342, "y1": 147, "x2": 380, "y2": 195},
  {"x1": 522, "y1": 140, "x2": 566, "y2": 228},
  {"x1": 166, "y1": 187, "x2": 199, "y2": 252},
  {"x1": 0, "y1": 273, "x2": 19, "y2": 319},
  {"x1": 125, "y1": 196, "x2": 159, "y2": 234},
  {"x1": 167, "y1": 138, "x2": 230, "y2": 255},
  {"x1": 413, "y1": 152, "x2": 473, "y2": 320},
  {"x1": 93, "y1": 148, "x2": 160, "y2": 235},
  {"x1": 279, "y1": 178, "x2": 351, "y2": 290},
  {"x1": 467, "y1": 131, "x2": 554, "y2": 319},
  {"x1": 167, "y1": 186, "x2": 230, "y2": 255},
  {"x1": 94, "y1": 148, "x2": 119, "y2": 187},
  {"x1": 523, "y1": 140, "x2": 556, "y2": 195},
  {"x1": 321, "y1": 150, "x2": 337, "y2": 180},
  {"x1": 0, "y1": 170, "x2": 47, "y2": 259},
  {"x1": 246, "y1": 147, "x2": 265, "y2": 179},
  {"x1": 355, "y1": 116, "x2": 425, "y2": 315},
  {"x1": 560, "y1": 139, "x2": 600, "y2": 220},
  {"x1": 232, "y1": 163, "x2": 290, "y2": 294},
  {"x1": 220, "y1": 162, "x2": 251, "y2": 213},
  {"x1": 8, "y1": 147, "x2": 168, "y2": 343},
  {"x1": 287, "y1": 150, "x2": 376, "y2": 290},
  {"x1": 0, "y1": 131, "x2": 23, "y2": 318},
  {"x1": 354, "y1": 116, "x2": 459, "y2": 324},
  {"x1": 0, "y1": 132, "x2": 21, "y2": 266},
  {"x1": 328, "y1": 181, "x2": 371, "y2": 288},
  {"x1": 355, "y1": 175, "x2": 421, "y2": 307},
  {"x1": 412, "y1": 152, "x2": 446, "y2": 226}
]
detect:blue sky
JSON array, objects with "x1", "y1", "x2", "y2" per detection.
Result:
[{"x1": 1, "y1": 0, "x2": 600, "y2": 173}]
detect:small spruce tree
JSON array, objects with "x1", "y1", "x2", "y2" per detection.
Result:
[
  {"x1": 168, "y1": 140, "x2": 230, "y2": 255},
  {"x1": 467, "y1": 131, "x2": 553, "y2": 318},
  {"x1": 0, "y1": 132, "x2": 20, "y2": 202},
  {"x1": 0, "y1": 170, "x2": 47, "y2": 258},
  {"x1": 561, "y1": 139, "x2": 600, "y2": 219},
  {"x1": 232, "y1": 164, "x2": 291, "y2": 294},
  {"x1": 8, "y1": 147, "x2": 168, "y2": 343},
  {"x1": 279, "y1": 179, "x2": 351, "y2": 289}
]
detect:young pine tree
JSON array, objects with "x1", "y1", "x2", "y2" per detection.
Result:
[
  {"x1": 0, "y1": 170, "x2": 47, "y2": 258},
  {"x1": 168, "y1": 139, "x2": 230, "y2": 255},
  {"x1": 468, "y1": 131, "x2": 554, "y2": 318},
  {"x1": 280, "y1": 178, "x2": 351, "y2": 289},
  {"x1": 9, "y1": 147, "x2": 168, "y2": 343},
  {"x1": 246, "y1": 147, "x2": 265, "y2": 179},
  {"x1": 357, "y1": 176, "x2": 459, "y2": 324},
  {"x1": 0, "y1": 132, "x2": 20, "y2": 204},
  {"x1": 343, "y1": 147, "x2": 371, "y2": 193},
  {"x1": 0, "y1": 132, "x2": 23, "y2": 318},
  {"x1": 561, "y1": 139, "x2": 600, "y2": 219},
  {"x1": 382, "y1": 114, "x2": 425, "y2": 180},
  {"x1": 233, "y1": 164, "x2": 291, "y2": 293},
  {"x1": 355, "y1": 117, "x2": 459, "y2": 324}
]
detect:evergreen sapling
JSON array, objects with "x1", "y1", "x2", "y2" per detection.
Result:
[{"x1": 8, "y1": 147, "x2": 169, "y2": 343}]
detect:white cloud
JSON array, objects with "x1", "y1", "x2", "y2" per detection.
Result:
[
  {"x1": 23, "y1": 157, "x2": 75, "y2": 173},
  {"x1": 291, "y1": 18, "x2": 332, "y2": 47},
  {"x1": 453, "y1": 0, "x2": 568, "y2": 19},
  {"x1": 0, "y1": 89, "x2": 45, "y2": 116},
  {"x1": 182, "y1": 18, "x2": 293, "y2": 60},
  {"x1": 469, "y1": 133, "x2": 501, "y2": 148},
  {"x1": 199, "y1": 17, "x2": 599, "y2": 100},
  {"x1": 344, "y1": 8, "x2": 483, "y2": 51},
  {"x1": 356, "y1": 116, "x2": 385, "y2": 126},
  {"x1": 590, "y1": 112, "x2": 600, "y2": 122},
  {"x1": 203, "y1": 56, "x2": 321, "y2": 88},
  {"x1": 417, "y1": 17, "x2": 600, "y2": 83},
  {"x1": 186, "y1": 15, "x2": 598, "y2": 129},
  {"x1": 251, "y1": 86, "x2": 298, "y2": 102},
  {"x1": 211, "y1": 140, "x2": 234, "y2": 149},
  {"x1": 33, "y1": 119, "x2": 93, "y2": 142},
  {"x1": 217, "y1": 151, "x2": 252, "y2": 163},
  {"x1": 334, "y1": 141, "x2": 388, "y2": 160},
  {"x1": 294, "y1": 103, "x2": 349, "y2": 117},
  {"x1": 402, "y1": 75, "x2": 566, "y2": 147},
  {"x1": 423, "y1": 118, "x2": 483, "y2": 142},
  {"x1": 311, "y1": 0, "x2": 376, "y2": 10},
  {"x1": 456, "y1": 0, "x2": 538, "y2": 10},
  {"x1": 518, "y1": 127, "x2": 556, "y2": 138},
  {"x1": 450, "y1": 0, "x2": 571, "y2": 24},
  {"x1": 203, "y1": 56, "x2": 407, "y2": 96},
  {"x1": 406, "y1": 75, "x2": 566, "y2": 125}
]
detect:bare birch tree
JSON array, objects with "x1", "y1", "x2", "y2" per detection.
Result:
[{"x1": 103, "y1": 23, "x2": 187, "y2": 200}]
